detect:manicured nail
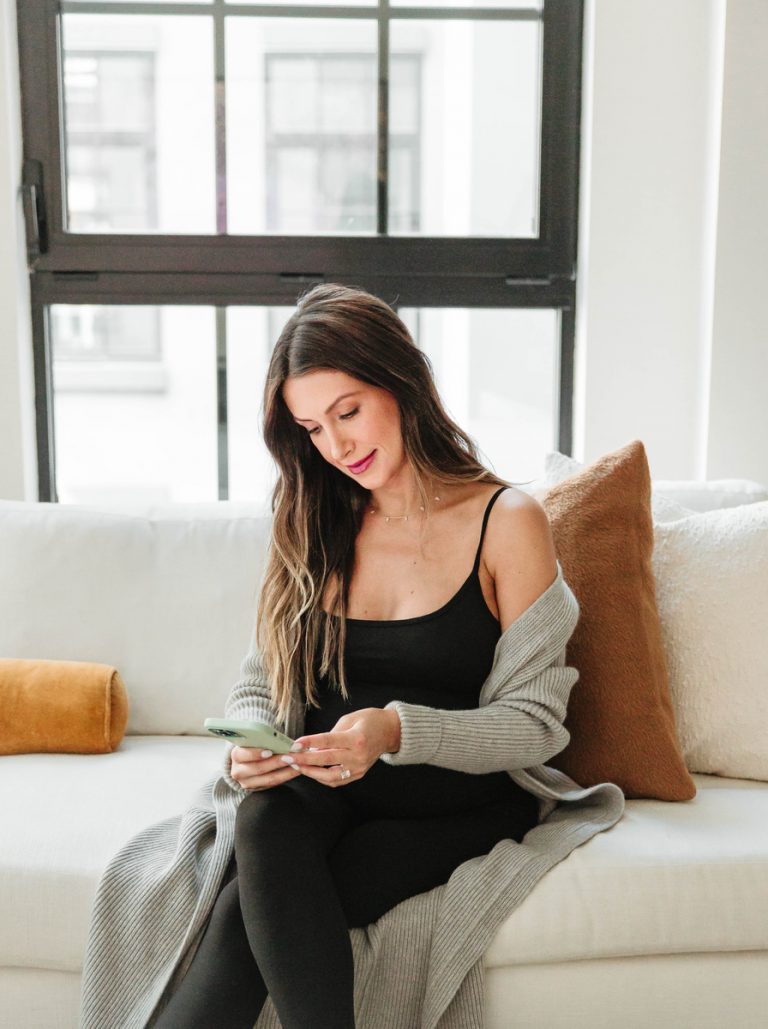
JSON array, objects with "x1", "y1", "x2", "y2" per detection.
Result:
[
  {"x1": 261, "y1": 750, "x2": 273, "y2": 758},
  {"x1": 290, "y1": 742, "x2": 303, "y2": 752},
  {"x1": 291, "y1": 763, "x2": 301, "y2": 772},
  {"x1": 279, "y1": 755, "x2": 294, "y2": 764}
]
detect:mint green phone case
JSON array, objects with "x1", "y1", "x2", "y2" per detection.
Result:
[{"x1": 204, "y1": 717, "x2": 296, "y2": 754}]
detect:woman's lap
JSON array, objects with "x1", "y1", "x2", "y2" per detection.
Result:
[
  {"x1": 155, "y1": 774, "x2": 537, "y2": 1026},
  {"x1": 234, "y1": 772, "x2": 537, "y2": 928}
]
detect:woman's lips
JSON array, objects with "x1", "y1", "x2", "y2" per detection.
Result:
[{"x1": 346, "y1": 450, "x2": 376, "y2": 473}]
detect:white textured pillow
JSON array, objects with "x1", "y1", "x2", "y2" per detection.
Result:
[
  {"x1": 652, "y1": 502, "x2": 768, "y2": 781},
  {"x1": 653, "y1": 478, "x2": 768, "y2": 511}
]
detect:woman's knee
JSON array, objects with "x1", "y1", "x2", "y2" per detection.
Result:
[{"x1": 234, "y1": 785, "x2": 303, "y2": 850}]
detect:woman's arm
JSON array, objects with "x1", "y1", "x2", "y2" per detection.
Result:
[
  {"x1": 378, "y1": 649, "x2": 576, "y2": 773},
  {"x1": 220, "y1": 644, "x2": 281, "y2": 795},
  {"x1": 223, "y1": 646, "x2": 279, "y2": 726}
]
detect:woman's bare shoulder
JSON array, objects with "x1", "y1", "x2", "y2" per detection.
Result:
[{"x1": 482, "y1": 487, "x2": 559, "y2": 634}]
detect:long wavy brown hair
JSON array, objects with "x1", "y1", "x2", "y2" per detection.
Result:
[{"x1": 256, "y1": 282, "x2": 529, "y2": 727}]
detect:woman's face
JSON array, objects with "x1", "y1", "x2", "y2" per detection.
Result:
[{"x1": 282, "y1": 369, "x2": 406, "y2": 484}]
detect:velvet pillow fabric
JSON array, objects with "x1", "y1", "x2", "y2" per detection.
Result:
[
  {"x1": 0, "y1": 658, "x2": 129, "y2": 755},
  {"x1": 539, "y1": 439, "x2": 696, "y2": 801}
]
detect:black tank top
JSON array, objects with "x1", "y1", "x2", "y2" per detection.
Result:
[{"x1": 305, "y1": 486, "x2": 539, "y2": 821}]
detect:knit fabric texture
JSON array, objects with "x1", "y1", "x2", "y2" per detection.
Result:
[{"x1": 79, "y1": 560, "x2": 625, "y2": 1029}]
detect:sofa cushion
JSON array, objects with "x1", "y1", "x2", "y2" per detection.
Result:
[
  {"x1": 485, "y1": 772, "x2": 768, "y2": 967},
  {"x1": 0, "y1": 658, "x2": 129, "y2": 755},
  {"x1": 653, "y1": 501, "x2": 768, "y2": 781},
  {"x1": 0, "y1": 736, "x2": 224, "y2": 972},
  {"x1": 540, "y1": 440, "x2": 696, "y2": 800},
  {"x1": 0, "y1": 501, "x2": 270, "y2": 735},
  {"x1": 0, "y1": 742, "x2": 765, "y2": 972},
  {"x1": 652, "y1": 478, "x2": 768, "y2": 511}
]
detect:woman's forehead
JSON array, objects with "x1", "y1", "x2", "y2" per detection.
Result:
[{"x1": 282, "y1": 370, "x2": 368, "y2": 415}]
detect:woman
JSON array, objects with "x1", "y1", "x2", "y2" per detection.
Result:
[{"x1": 152, "y1": 281, "x2": 563, "y2": 1028}]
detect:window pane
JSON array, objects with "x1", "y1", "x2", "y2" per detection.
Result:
[
  {"x1": 390, "y1": 19, "x2": 541, "y2": 237},
  {"x1": 61, "y1": 15, "x2": 215, "y2": 233},
  {"x1": 227, "y1": 19, "x2": 378, "y2": 235},
  {"x1": 398, "y1": 307, "x2": 559, "y2": 479},
  {"x1": 50, "y1": 305, "x2": 218, "y2": 503},
  {"x1": 226, "y1": 307, "x2": 295, "y2": 504}
]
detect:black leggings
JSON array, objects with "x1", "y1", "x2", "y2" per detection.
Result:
[{"x1": 152, "y1": 771, "x2": 537, "y2": 1029}]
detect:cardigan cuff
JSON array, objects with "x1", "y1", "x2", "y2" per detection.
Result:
[
  {"x1": 222, "y1": 742, "x2": 248, "y2": 797},
  {"x1": 378, "y1": 700, "x2": 443, "y2": 766}
]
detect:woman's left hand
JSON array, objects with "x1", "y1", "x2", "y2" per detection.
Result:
[{"x1": 282, "y1": 707, "x2": 401, "y2": 787}]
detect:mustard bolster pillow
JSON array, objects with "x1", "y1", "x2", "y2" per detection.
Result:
[{"x1": 0, "y1": 658, "x2": 129, "y2": 755}]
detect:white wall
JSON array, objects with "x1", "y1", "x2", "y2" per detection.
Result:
[
  {"x1": 574, "y1": 0, "x2": 726, "y2": 478},
  {"x1": 575, "y1": 0, "x2": 766, "y2": 484},
  {"x1": 706, "y1": 0, "x2": 768, "y2": 480},
  {"x1": 0, "y1": 0, "x2": 35, "y2": 500},
  {"x1": 0, "y1": 0, "x2": 766, "y2": 499}
]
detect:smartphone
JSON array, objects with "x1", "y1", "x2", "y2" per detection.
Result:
[{"x1": 204, "y1": 718, "x2": 297, "y2": 754}]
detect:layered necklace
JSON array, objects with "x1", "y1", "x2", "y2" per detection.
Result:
[{"x1": 367, "y1": 488, "x2": 442, "y2": 524}]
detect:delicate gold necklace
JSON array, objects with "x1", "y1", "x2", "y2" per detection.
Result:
[{"x1": 368, "y1": 492, "x2": 442, "y2": 523}]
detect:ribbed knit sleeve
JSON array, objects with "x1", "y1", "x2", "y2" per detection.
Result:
[
  {"x1": 221, "y1": 647, "x2": 281, "y2": 797},
  {"x1": 379, "y1": 651, "x2": 575, "y2": 773},
  {"x1": 379, "y1": 561, "x2": 580, "y2": 774}
]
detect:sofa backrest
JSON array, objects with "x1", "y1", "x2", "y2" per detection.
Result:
[
  {"x1": 0, "y1": 500, "x2": 271, "y2": 735},
  {"x1": 2, "y1": 478, "x2": 766, "y2": 737}
]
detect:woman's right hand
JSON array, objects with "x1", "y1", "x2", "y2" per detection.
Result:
[{"x1": 230, "y1": 745, "x2": 302, "y2": 791}]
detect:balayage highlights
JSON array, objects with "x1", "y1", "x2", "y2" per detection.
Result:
[{"x1": 255, "y1": 282, "x2": 523, "y2": 727}]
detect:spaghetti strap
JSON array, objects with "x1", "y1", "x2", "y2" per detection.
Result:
[{"x1": 472, "y1": 486, "x2": 508, "y2": 575}]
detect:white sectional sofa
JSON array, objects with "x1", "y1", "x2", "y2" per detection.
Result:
[{"x1": 1, "y1": 477, "x2": 767, "y2": 1029}]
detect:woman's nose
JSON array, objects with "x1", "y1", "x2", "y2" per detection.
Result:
[{"x1": 326, "y1": 426, "x2": 350, "y2": 462}]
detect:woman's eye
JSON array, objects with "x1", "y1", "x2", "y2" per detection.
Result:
[{"x1": 307, "y1": 408, "x2": 359, "y2": 436}]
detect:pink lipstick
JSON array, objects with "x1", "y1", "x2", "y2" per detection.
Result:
[{"x1": 346, "y1": 450, "x2": 376, "y2": 474}]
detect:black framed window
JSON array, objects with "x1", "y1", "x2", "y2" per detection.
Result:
[
  {"x1": 63, "y1": 49, "x2": 158, "y2": 232},
  {"x1": 17, "y1": 0, "x2": 583, "y2": 503}
]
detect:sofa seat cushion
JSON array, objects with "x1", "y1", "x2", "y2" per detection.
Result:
[
  {"x1": 2, "y1": 742, "x2": 766, "y2": 973},
  {"x1": 0, "y1": 736, "x2": 224, "y2": 971},
  {"x1": 486, "y1": 773, "x2": 768, "y2": 967}
]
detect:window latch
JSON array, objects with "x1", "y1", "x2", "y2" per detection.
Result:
[{"x1": 21, "y1": 159, "x2": 48, "y2": 266}]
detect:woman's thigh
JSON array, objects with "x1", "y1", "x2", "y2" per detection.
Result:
[
  {"x1": 234, "y1": 774, "x2": 356, "y2": 860},
  {"x1": 328, "y1": 800, "x2": 535, "y2": 929}
]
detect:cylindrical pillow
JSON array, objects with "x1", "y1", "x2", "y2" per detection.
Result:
[{"x1": 0, "y1": 658, "x2": 129, "y2": 755}]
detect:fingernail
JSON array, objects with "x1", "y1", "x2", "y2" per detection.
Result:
[
  {"x1": 291, "y1": 763, "x2": 301, "y2": 772},
  {"x1": 290, "y1": 742, "x2": 303, "y2": 753},
  {"x1": 279, "y1": 755, "x2": 294, "y2": 764},
  {"x1": 261, "y1": 750, "x2": 273, "y2": 758}
]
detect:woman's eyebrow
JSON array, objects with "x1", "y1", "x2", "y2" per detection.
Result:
[{"x1": 293, "y1": 391, "x2": 363, "y2": 422}]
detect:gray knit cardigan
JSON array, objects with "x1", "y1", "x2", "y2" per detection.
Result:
[{"x1": 79, "y1": 561, "x2": 625, "y2": 1029}]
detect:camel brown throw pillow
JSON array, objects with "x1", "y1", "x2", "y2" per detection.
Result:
[
  {"x1": 0, "y1": 658, "x2": 129, "y2": 754},
  {"x1": 542, "y1": 440, "x2": 696, "y2": 801}
]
